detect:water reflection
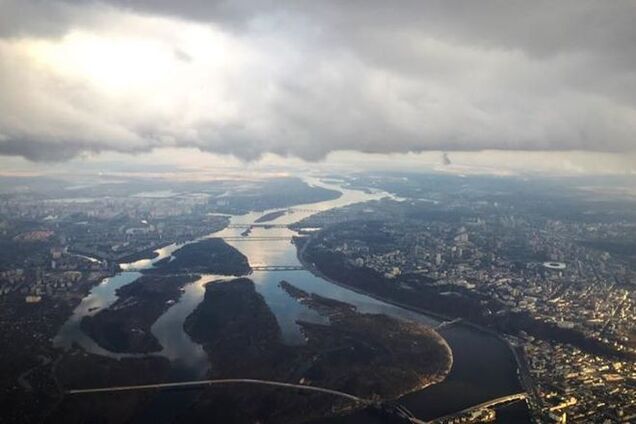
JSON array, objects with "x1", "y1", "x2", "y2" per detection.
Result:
[
  {"x1": 54, "y1": 272, "x2": 144, "y2": 359},
  {"x1": 54, "y1": 177, "x2": 410, "y2": 368},
  {"x1": 150, "y1": 274, "x2": 220, "y2": 376},
  {"x1": 53, "y1": 176, "x2": 523, "y2": 419}
]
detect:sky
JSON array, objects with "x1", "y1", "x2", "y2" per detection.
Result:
[{"x1": 0, "y1": 0, "x2": 635, "y2": 175}]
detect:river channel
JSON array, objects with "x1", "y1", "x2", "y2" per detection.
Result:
[{"x1": 54, "y1": 177, "x2": 523, "y2": 421}]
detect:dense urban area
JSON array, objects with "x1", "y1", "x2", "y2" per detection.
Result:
[{"x1": 297, "y1": 174, "x2": 636, "y2": 422}]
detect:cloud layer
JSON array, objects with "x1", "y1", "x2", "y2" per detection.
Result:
[{"x1": 0, "y1": 0, "x2": 635, "y2": 161}]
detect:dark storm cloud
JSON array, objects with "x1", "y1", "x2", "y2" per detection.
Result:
[
  {"x1": 0, "y1": 0, "x2": 635, "y2": 161},
  {"x1": 82, "y1": 0, "x2": 636, "y2": 62}
]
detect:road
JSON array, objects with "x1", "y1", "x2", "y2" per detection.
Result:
[{"x1": 17, "y1": 355, "x2": 51, "y2": 391}]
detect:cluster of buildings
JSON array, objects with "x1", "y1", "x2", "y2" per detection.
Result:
[
  {"x1": 65, "y1": 213, "x2": 228, "y2": 262},
  {"x1": 301, "y1": 198, "x2": 635, "y2": 422},
  {"x1": 0, "y1": 195, "x2": 229, "y2": 304},
  {"x1": 0, "y1": 192, "x2": 208, "y2": 221},
  {"x1": 316, "y1": 206, "x2": 635, "y2": 356},
  {"x1": 0, "y1": 248, "x2": 106, "y2": 302},
  {"x1": 523, "y1": 339, "x2": 635, "y2": 422},
  {"x1": 436, "y1": 409, "x2": 496, "y2": 423}
]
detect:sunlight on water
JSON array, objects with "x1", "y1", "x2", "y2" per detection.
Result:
[{"x1": 54, "y1": 177, "x2": 433, "y2": 375}]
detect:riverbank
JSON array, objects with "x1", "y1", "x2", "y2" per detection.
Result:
[
  {"x1": 0, "y1": 269, "x2": 117, "y2": 423},
  {"x1": 279, "y1": 280, "x2": 453, "y2": 398},
  {"x1": 296, "y1": 234, "x2": 452, "y2": 323},
  {"x1": 50, "y1": 177, "x2": 527, "y2": 423},
  {"x1": 116, "y1": 242, "x2": 173, "y2": 263},
  {"x1": 255, "y1": 210, "x2": 288, "y2": 223},
  {"x1": 181, "y1": 277, "x2": 452, "y2": 422},
  {"x1": 144, "y1": 238, "x2": 251, "y2": 276},
  {"x1": 296, "y1": 233, "x2": 530, "y2": 421},
  {"x1": 80, "y1": 274, "x2": 200, "y2": 353},
  {"x1": 296, "y1": 233, "x2": 458, "y2": 381}
]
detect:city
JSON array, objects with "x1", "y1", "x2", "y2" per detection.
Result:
[{"x1": 295, "y1": 174, "x2": 636, "y2": 422}]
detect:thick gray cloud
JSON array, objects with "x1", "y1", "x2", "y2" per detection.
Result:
[
  {"x1": 0, "y1": 0, "x2": 635, "y2": 161},
  {"x1": 69, "y1": 0, "x2": 636, "y2": 72}
]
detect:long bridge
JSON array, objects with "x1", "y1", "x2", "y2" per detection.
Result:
[
  {"x1": 287, "y1": 208, "x2": 323, "y2": 213},
  {"x1": 66, "y1": 378, "x2": 426, "y2": 423},
  {"x1": 427, "y1": 392, "x2": 527, "y2": 423},
  {"x1": 433, "y1": 318, "x2": 462, "y2": 331},
  {"x1": 67, "y1": 378, "x2": 366, "y2": 403},
  {"x1": 251, "y1": 265, "x2": 305, "y2": 271},
  {"x1": 227, "y1": 224, "x2": 289, "y2": 229},
  {"x1": 223, "y1": 237, "x2": 292, "y2": 242},
  {"x1": 65, "y1": 378, "x2": 524, "y2": 424},
  {"x1": 227, "y1": 218, "x2": 338, "y2": 230}
]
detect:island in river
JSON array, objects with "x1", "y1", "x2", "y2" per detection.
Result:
[
  {"x1": 80, "y1": 238, "x2": 250, "y2": 354},
  {"x1": 208, "y1": 177, "x2": 342, "y2": 214},
  {"x1": 180, "y1": 278, "x2": 451, "y2": 423},
  {"x1": 255, "y1": 209, "x2": 288, "y2": 223},
  {"x1": 80, "y1": 274, "x2": 199, "y2": 353},
  {"x1": 145, "y1": 238, "x2": 251, "y2": 276}
]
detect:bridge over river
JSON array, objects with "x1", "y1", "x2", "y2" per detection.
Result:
[
  {"x1": 223, "y1": 236, "x2": 293, "y2": 241},
  {"x1": 67, "y1": 378, "x2": 426, "y2": 423},
  {"x1": 427, "y1": 392, "x2": 527, "y2": 423},
  {"x1": 433, "y1": 318, "x2": 463, "y2": 331},
  {"x1": 251, "y1": 265, "x2": 305, "y2": 271},
  {"x1": 67, "y1": 378, "x2": 365, "y2": 402},
  {"x1": 66, "y1": 376, "x2": 525, "y2": 424},
  {"x1": 227, "y1": 224, "x2": 289, "y2": 229}
]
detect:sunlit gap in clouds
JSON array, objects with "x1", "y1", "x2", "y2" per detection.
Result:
[
  {"x1": 1, "y1": 0, "x2": 636, "y2": 168},
  {"x1": 17, "y1": 16, "x2": 254, "y2": 124}
]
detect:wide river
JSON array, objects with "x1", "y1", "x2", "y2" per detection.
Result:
[{"x1": 54, "y1": 177, "x2": 523, "y2": 422}]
